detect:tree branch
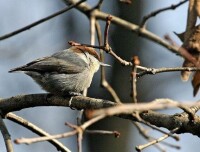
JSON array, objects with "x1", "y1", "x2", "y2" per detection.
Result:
[
  {"x1": 0, "y1": 114, "x2": 13, "y2": 152},
  {"x1": 1, "y1": 94, "x2": 200, "y2": 136},
  {"x1": 0, "y1": 0, "x2": 86, "y2": 41},
  {"x1": 64, "y1": 0, "x2": 181, "y2": 56},
  {"x1": 140, "y1": 0, "x2": 188, "y2": 28},
  {"x1": 6, "y1": 113, "x2": 71, "y2": 152}
]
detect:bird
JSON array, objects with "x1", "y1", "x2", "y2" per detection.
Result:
[{"x1": 9, "y1": 45, "x2": 109, "y2": 96}]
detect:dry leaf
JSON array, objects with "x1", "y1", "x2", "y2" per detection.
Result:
[{"x1": 175, "y1": 25, "x2": 200, "y2": 96}]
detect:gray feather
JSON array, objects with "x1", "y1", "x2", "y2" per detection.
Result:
[{"x1": 9, "y1": 50, "x2": 88, "y2": 74}]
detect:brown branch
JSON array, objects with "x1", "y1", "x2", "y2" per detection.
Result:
[
  {"x1": 136, "y1": 66, "x2": 200, "y2": 78},
  {"x1": 1, "y1": 94, "x2": 200, "y2": 136},
  {"x1": 90, "y1": 16, "x2": 96, "y2": 45},
  {"x1": 65, "y1": 0, "x2": 181, "y2": 57},
  {"x1": 95, "y1": 21, "x2": 122, "y2": 103},
  {"x1": 132, "y1": 113, "x2": 179, "y2": 140},
  {"x1": 131, "y1": 56, "x2": 140, "y2": 103},
  {"x1": 136, "y1": 128, "x2": 179, "y2": 151},
  {"x1": 0, "y1": 114, "x2": 13, "y2": 152},
  {"x1": 101, "y1": 80, "x2": 122, "y2": 103},
  {"x1": 15, "y1": 130, "x2": 78, "y2": 144},
  {"x1": 92, "y1": 99, "x2": 200, "y2": 117},
  {"x1": 15, "y1": 115, "x2": 104, "y2": 144},
  {"x1": 140, "y1": 0, "x2": 188, "y2": 28},
  {"x1": 0, "y1": 94, "x2": 115, "y2": 115},
  {"x1": 85, "y1": 130, "x2": 120, "y2": 138},
  {"x1": 77, "y1": 131, "x2": 83, "y2": 152},
  {"x1": 69, "y1": 16, "x2": 132, "y2": 66},
  {"x1": 0, "y1": 0, "x2": 86, "y2": 41},
  {"x1": 6, "y1": 113, "x2": 71, "y2": 152},
  {"x1": 132, "y1": 122, "x2": 166, "y2": 152},
  {"x1": 133, "y1": 122, "x2": 180, "y2": 151}
]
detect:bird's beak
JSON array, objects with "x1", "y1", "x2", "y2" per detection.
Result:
[{"x1": 100, "y1": 62, "x2": 111, "y2": 67}]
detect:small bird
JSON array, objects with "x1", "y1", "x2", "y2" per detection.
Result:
[{"x1": 9, "y1": 45, "x2": 109, "y2": 96}]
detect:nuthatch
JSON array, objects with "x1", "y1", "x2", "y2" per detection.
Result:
[{"x1": 9, "y1": 46, "x2": 109, "y2": 96}]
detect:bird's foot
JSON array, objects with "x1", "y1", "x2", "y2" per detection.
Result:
[
  {"x1": 67, "y1": 92, "x2": 82, "y2": 110},
  {"x1": 68, "y1": 97, "x2": 76, "y2": 110}
]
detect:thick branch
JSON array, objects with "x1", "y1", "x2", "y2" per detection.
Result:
[
  {"x1": 0, "y1": 94, "x2": 115, "y2": 115},
  {"x1": 1, "y1": 94, "x2": 200, "y2": 136}
]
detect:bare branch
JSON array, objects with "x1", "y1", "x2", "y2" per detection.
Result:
[
  {"x1": 1, "y1": 94, "x2": 200, "y2": 136},
  {"x1": 6, "y1": 113, "x2": 71, "y2": 152},
  {"x1": 85, "y1": 130, "x2": 120, "y2": 138},
  {"x1": 136, "y1": 128, "x2": 179, "y2": 151},
  {"x1": 133, "y1": 122, "x2": 180, "y2": 151},
  {"x1": 15, "y1": 130, "x2": 77, "y2": 145},
  {"x1": 92, "y1": 99, "x2": 200, "y2": 117},
  {"x1": 136, "y1": 66, "x2": 200, "y2": 78},
  {"x1": 69, "y1": 15, "x2": 132, "y2": 66},
  {"x1": 131, "y1": 56, "x2": 140, "y2": 103},
  {"x1": 140, "y1": 0, "x2": 188, "y2": 28},
  {"x1": 95, "y1": 21, "x2": 122, "y2": 103},
  {"x1": 0, "y1": 0, "x2": 86, "y2": 41},
  {"x1": 0, "y1": 114, "x2": 13, "y2": 152},
  {"x1": 132, "y1": 113, "x2": 179, "y2": 140},
  {"x1": 15, "y1": 115, "x2": 104, "y2": 144},
  {"x1": 65, "y1": 0, "x2": 181, "y2": 56}
]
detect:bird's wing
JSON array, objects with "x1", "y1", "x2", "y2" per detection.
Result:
[{"x1": 9, "y1": 55, "x2": 88, "y2": 74}]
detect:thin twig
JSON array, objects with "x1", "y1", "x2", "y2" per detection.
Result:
[
  {"x1": 15, "y1": 115, "x2": 105, "y2": 144},
  {"x1": 140, "y1": 0, "x2": 188, "y2": 28},
  {"x1": 101, "y1": 80, "x2": 122, "y2": 103},
  {"x1": 136, "y1": 66, "x2": 200, "y2": 78},
  {"x1": 85, "y1": 130, "x2": 120, "y2": 138},
  {"x1": 77, "y1": 130, "x2": 83, "y2": 152},
  {"x1": 0, "y1": 0, "x2": 86, "y2": 41},
  {"x1": 6, "y1": 113, "x2": 71, "y2": 152},
  {"x1": 68, "y1": 41, "x2": 132, "y2": 66},
  {"x1": 133, "y1": 122, "x2": 166, "y2": 152},
  {"x1": 65, "y1": 0, "x2": 181, "y2": 57},
  {"x1": 90, "y1": 16, "x2": 96, "y2": 45},
  {"x1": 68, "y1": 16, "x2": 132, "y2": 66},
  {"x1": 14, "y1": 130, "x2": 78, "y2": 144},
  {"x1": 0, "y1": 114, "x2": 13, "y2": 152},
  {"x1": 132, "y1": 113, "x2": 179, "y2": 141},
  {"x1": 103, "y1": 16, "x2": 132, "y2": 66},
  {"x1": 131, "y1": 56, "x2": 140, "y2": 103},
  {"x1": 133, "y1": 122, "x2": 180, "y2": 150},
  {"x1": 95, "y1": 21, "x2": 122, "y2": 103},
  {"x1": 136, "y1": 128, "x2": 179, "y2": 151}
]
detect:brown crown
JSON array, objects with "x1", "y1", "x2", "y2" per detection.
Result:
[{"x1": 71, "y1": 45, "x2": 100, "y2": 61}]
